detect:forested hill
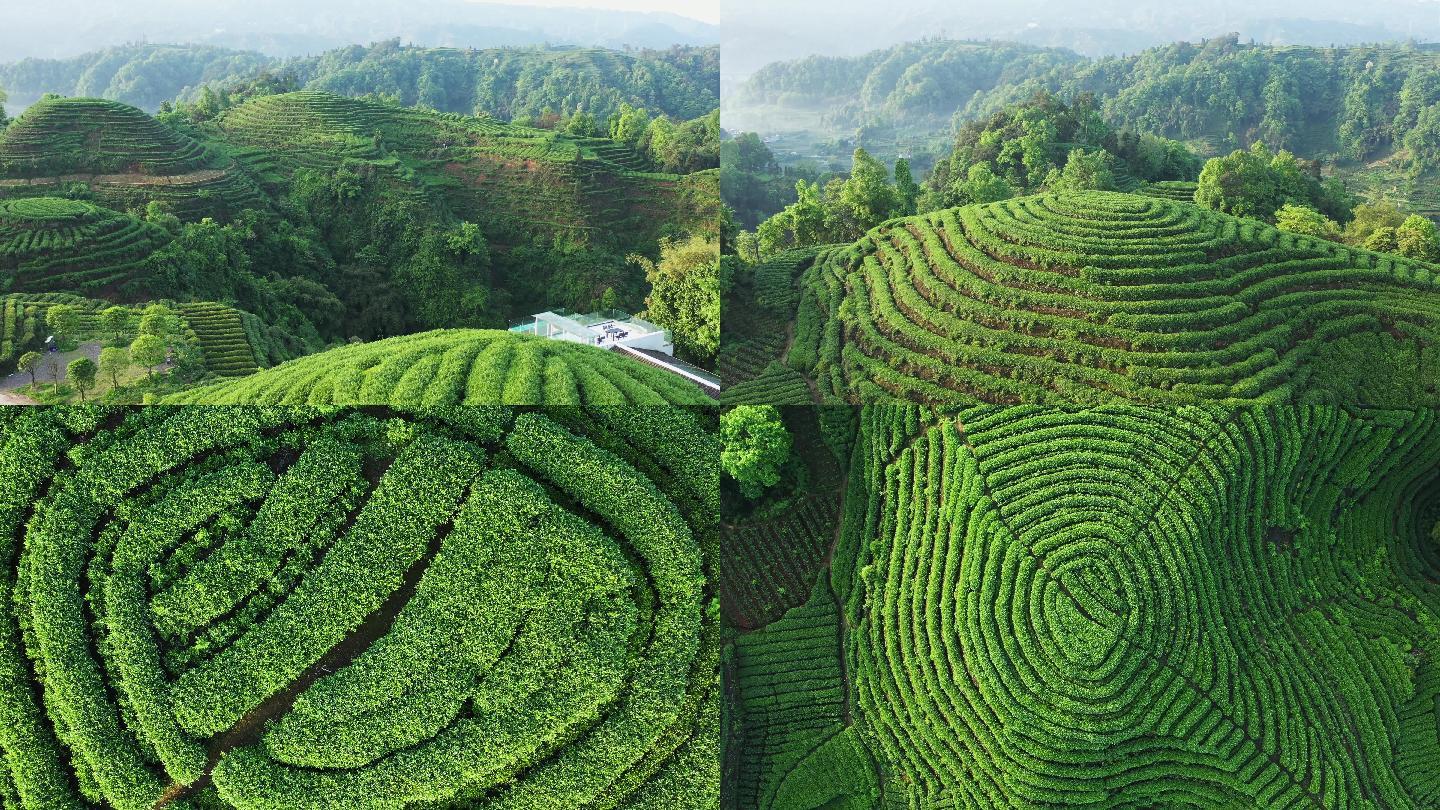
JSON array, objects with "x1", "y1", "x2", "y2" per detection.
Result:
[
  {"x1": 0, "y1": 45, "x2": 272, "y2": 113},
  {"x1": 269, "y1": 41, "x2": 719, "y2": 122},
  {"x1": 729, "y1": 36, "x2": 1440, "y2": 168},
  {"x1": 725, "y1": 40, "x2": 1086, "y2": 131},
  {"x1": 0, "y1": 41, "x2": 720, "y2": 121}
]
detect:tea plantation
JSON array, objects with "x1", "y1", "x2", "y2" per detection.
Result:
[
  {"x1": 163, "y1": 330, "x2": 716, "y2": 406},
  {"x1": 783, "y1": 191, "x2": 1440, "y2": 405},
  {"x1": 0, "y1": 99, "x2": 267, "y2": 220},
  {"x1": 724, "y1": 404, "x2": 1440, "y2": 809},
  {"x1": 0, "y1": 405, "x2": 719, "y2": 810},
  {"x1": 0, "y1": 198, "x2": 173, "y2": 297}
]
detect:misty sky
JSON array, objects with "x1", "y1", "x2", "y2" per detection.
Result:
[
  {"x1": 0, "y1": 0, "x2": 718, "y2": 62},
  {"x1": 723, "y1": 0, "x2": 1440, "y2": 80},
  {"x1": 467, "y1": 0, "x2": 718, "y2": 24}
]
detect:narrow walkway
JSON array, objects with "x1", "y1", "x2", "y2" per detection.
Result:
[
  {"x1": 154, "y1": 517, "x2": 451, "y2": 807},
  {"x1": 0, "y1": 169, "x2": 229, "y2": 188},
  {"x1": 612, "y1": 345, "x2": 721, "y2": 397}
]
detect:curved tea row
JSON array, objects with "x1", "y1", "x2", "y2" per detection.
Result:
[
  {"x1": 795, "y1": 192, "x2": 1440, "y2": 405},
  {"x1": 163, "y1": 330, "x2": 714, "y2": 406},
  {"x1": 0, "y1": 406, "x2": 718, "y2": 810},
  {"x1": 0, "y1": 198, "x2": 173, "y2": 296},
  {"x1": 837, "y1": 405, "x2": 1440, "y2": 807},
  {"x1": 0, "y1": 98, "x2": 209, "y2": 177}
]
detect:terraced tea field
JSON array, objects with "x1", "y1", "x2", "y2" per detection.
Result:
[
  {"x1": 787, "y1": 192, "x2": 1440, "y2": 405},
  {"x1": 0, "y1": 97, "x2": 209, "y2": 177},
  {"x1": 725, "y1": 404, "x2": 1440, "y2": 809},
  {"x1": 164, "y1": 330, "x2": 716, "y2": 405},
  {"x1": 178, "y1": 302, "x2": 261, "y2": 377},
  {"x1": 0, "y1": 199, "x2": 173, "y2": 297},
  {"x1": 0, "y1": 405, "x2": 719, "y2": 810},
  {"x1": 0, "y1": 99, "x2": 265, "y2": 220},
  {"x1": 1138, "y1": 180, "x2": 1199, "y2": 201},
  {"x1": 215, "y1": 91, "x2": 712, "y2": 245}
]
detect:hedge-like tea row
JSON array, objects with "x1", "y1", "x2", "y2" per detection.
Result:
[
  {"x1": 831, "y1": 404, "x2": 1440, "y2": 807},
  {"x1": 178, "y1": 302, "x2": 262, "y2": 377},
  {"x1": 720, "y1": 362, "x2": 812, "y2": 406},
  {"x1": 729, "y1": 579, "x2": 879, "y2": 810},
  {"x1": 0, "y1": 198, "x2": 174, "y2": 296},
  {"x1": 0, "y1": 405, "x2": 718, "y2": 810},
  {"x1": 1138, "y1": 180, "x2": 1199, "y2": 201},
  {"x1": 163, "y1": 329, "x2": 715, "y2": 405},
  {"x1": 793, "y1": 191, "x2": 1440, "y2": 405}
]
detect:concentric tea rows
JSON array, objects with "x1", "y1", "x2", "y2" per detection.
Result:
[
  {"x1": 836, "y1": 404, "x2": 1440, "y2": 807},
  {"x1": 792, "y1": 192, "x2": 1440, "y2": 405},
  {"x1": 0, "y1": 405, "x2": 718, "y2": 810},
  {"x1": 0, "y1": 199, "x2": 173, "y2": 295}
]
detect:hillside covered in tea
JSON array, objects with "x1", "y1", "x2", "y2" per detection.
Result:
[
  {"x1": 0, "y1": 61, "x2": 719, "y2": 403},
  {"x1": 727, "y1": 191, "x2": 1440, "y2": 406},
  {"x1": 164, "y1": 330, "x2": 716, "y2": 406},
  {"x1": 722, "y1": 403, "x2": 1440, "y2": 809}
]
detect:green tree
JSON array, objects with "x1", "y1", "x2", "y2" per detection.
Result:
[
  {"x1": 1196, "y1": 142, "x2": 1352, "y2": 223},
  {"x1": 734, "y1": 230, "x2": 761, "y2": 264},
  {"x1": 1047, "y1": 148, "x2": 1116, "y2": 193},
  {"x1": 894, "y1": 158, "x2": 919, "y2": 216},
  {"x1": 1396, "y1": 214, "x2": 1440, "y2": 262},
  {"x1": 100, "y1": 306, "x2": 130, "y2": 344},
  {"x1": 1343, "y1": 201, "x2": 1407, "y2": 245},
  {"x1": 1365, "y1": 227, "x2": 1400, "y2": 254},
  {"x1": 44, "y1": 305, "x2": 81, "y2": 345},
  {"x1": 721, "y1": 405, "x2": 793, "y2": 499},
  {"x1": 610, "y1": 103, "x2": 651, "y2": 146},
  {"x1": 836, "y1": 148, "x2": 899, "y2": 235},
  {"x1": 757, "y1": 179, "x2": 829, "y2": 257},
  {"x1": 565, "y1": 111, "x2": 599, "y2": 137},
  {"x1": 16, "y1": 351, "x2": 41, "y2": 387},
  {"x1": 597, "y1": 287, "x2": 618, "y2": 312},
  {"x1": 957, "y1": 164, "x2": 1013, "y2": 205},
  {"x1": 139, "y1": 304, "x2": 178, "y2": 338},
  {"x1": 633, "y1": 236, "x2": 720, "y2": 363},
  {"x1": 1275, "y1": 204, "x2": 1340, "y2": 240},
  {"x1": 1195, "y1": 144, "x2": 1283, "y2": 220},
  {"x1": 130, "y1": 334, "x2": 167, "y2": 378},
  {"x1": 68, "y1": 358, "x2": 97, "y2": 401},
  {"x1": 99, "y1": 346, "x2": 129, "y2": 390}
]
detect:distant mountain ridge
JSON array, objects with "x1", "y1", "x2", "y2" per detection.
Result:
[
  {"x1": 0, "y1": 42, "x2": 720, "y2": 121},
  {"x1": 3, "y1": 0, "x2": 716, "y2": 62}
]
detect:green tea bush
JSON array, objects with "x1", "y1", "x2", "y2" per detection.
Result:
[
  {"x1": 824, "y1": 404, "x2": 1440, "y2": 807},
  {"x1": 164, "y1": 330, "x2": 715, "y2": 405},
  {"x1": 0, "y1": 405, "x2": 718, "y2": 810},
  {"x1": 795, "y1": 191, "x2": 1440, "y2": 405}
]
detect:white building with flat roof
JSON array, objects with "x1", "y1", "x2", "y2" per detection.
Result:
[
  {"x1": 510, "y1": 310, "x2": 674, "y2": 354},
  {"x1": 509, "y1": 308, "x2": 720, "y2": 396}
]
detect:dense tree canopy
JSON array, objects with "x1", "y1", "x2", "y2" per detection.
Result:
[
  {"x1": 633, "y1": 235, "x2": 721, "y2": 364},
  {"x1": 922, "y1": 93, "x2": 1197, "y2": 210},
  {"x1": 720, "y1": 132, "x2": 823, "y2": 229},
  {"x1": 735, "y1": 37, "x2": 1440, "y2": 178},
  {"x1": 721, "y1": 405, "x2": 793, "y2": 499},
  {"x1": 1194, "y1": 142, "x2": 1352, "y2": 223},
  {"x1": 0, "y1": 41, "x2": 719, "y2": 123}
]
